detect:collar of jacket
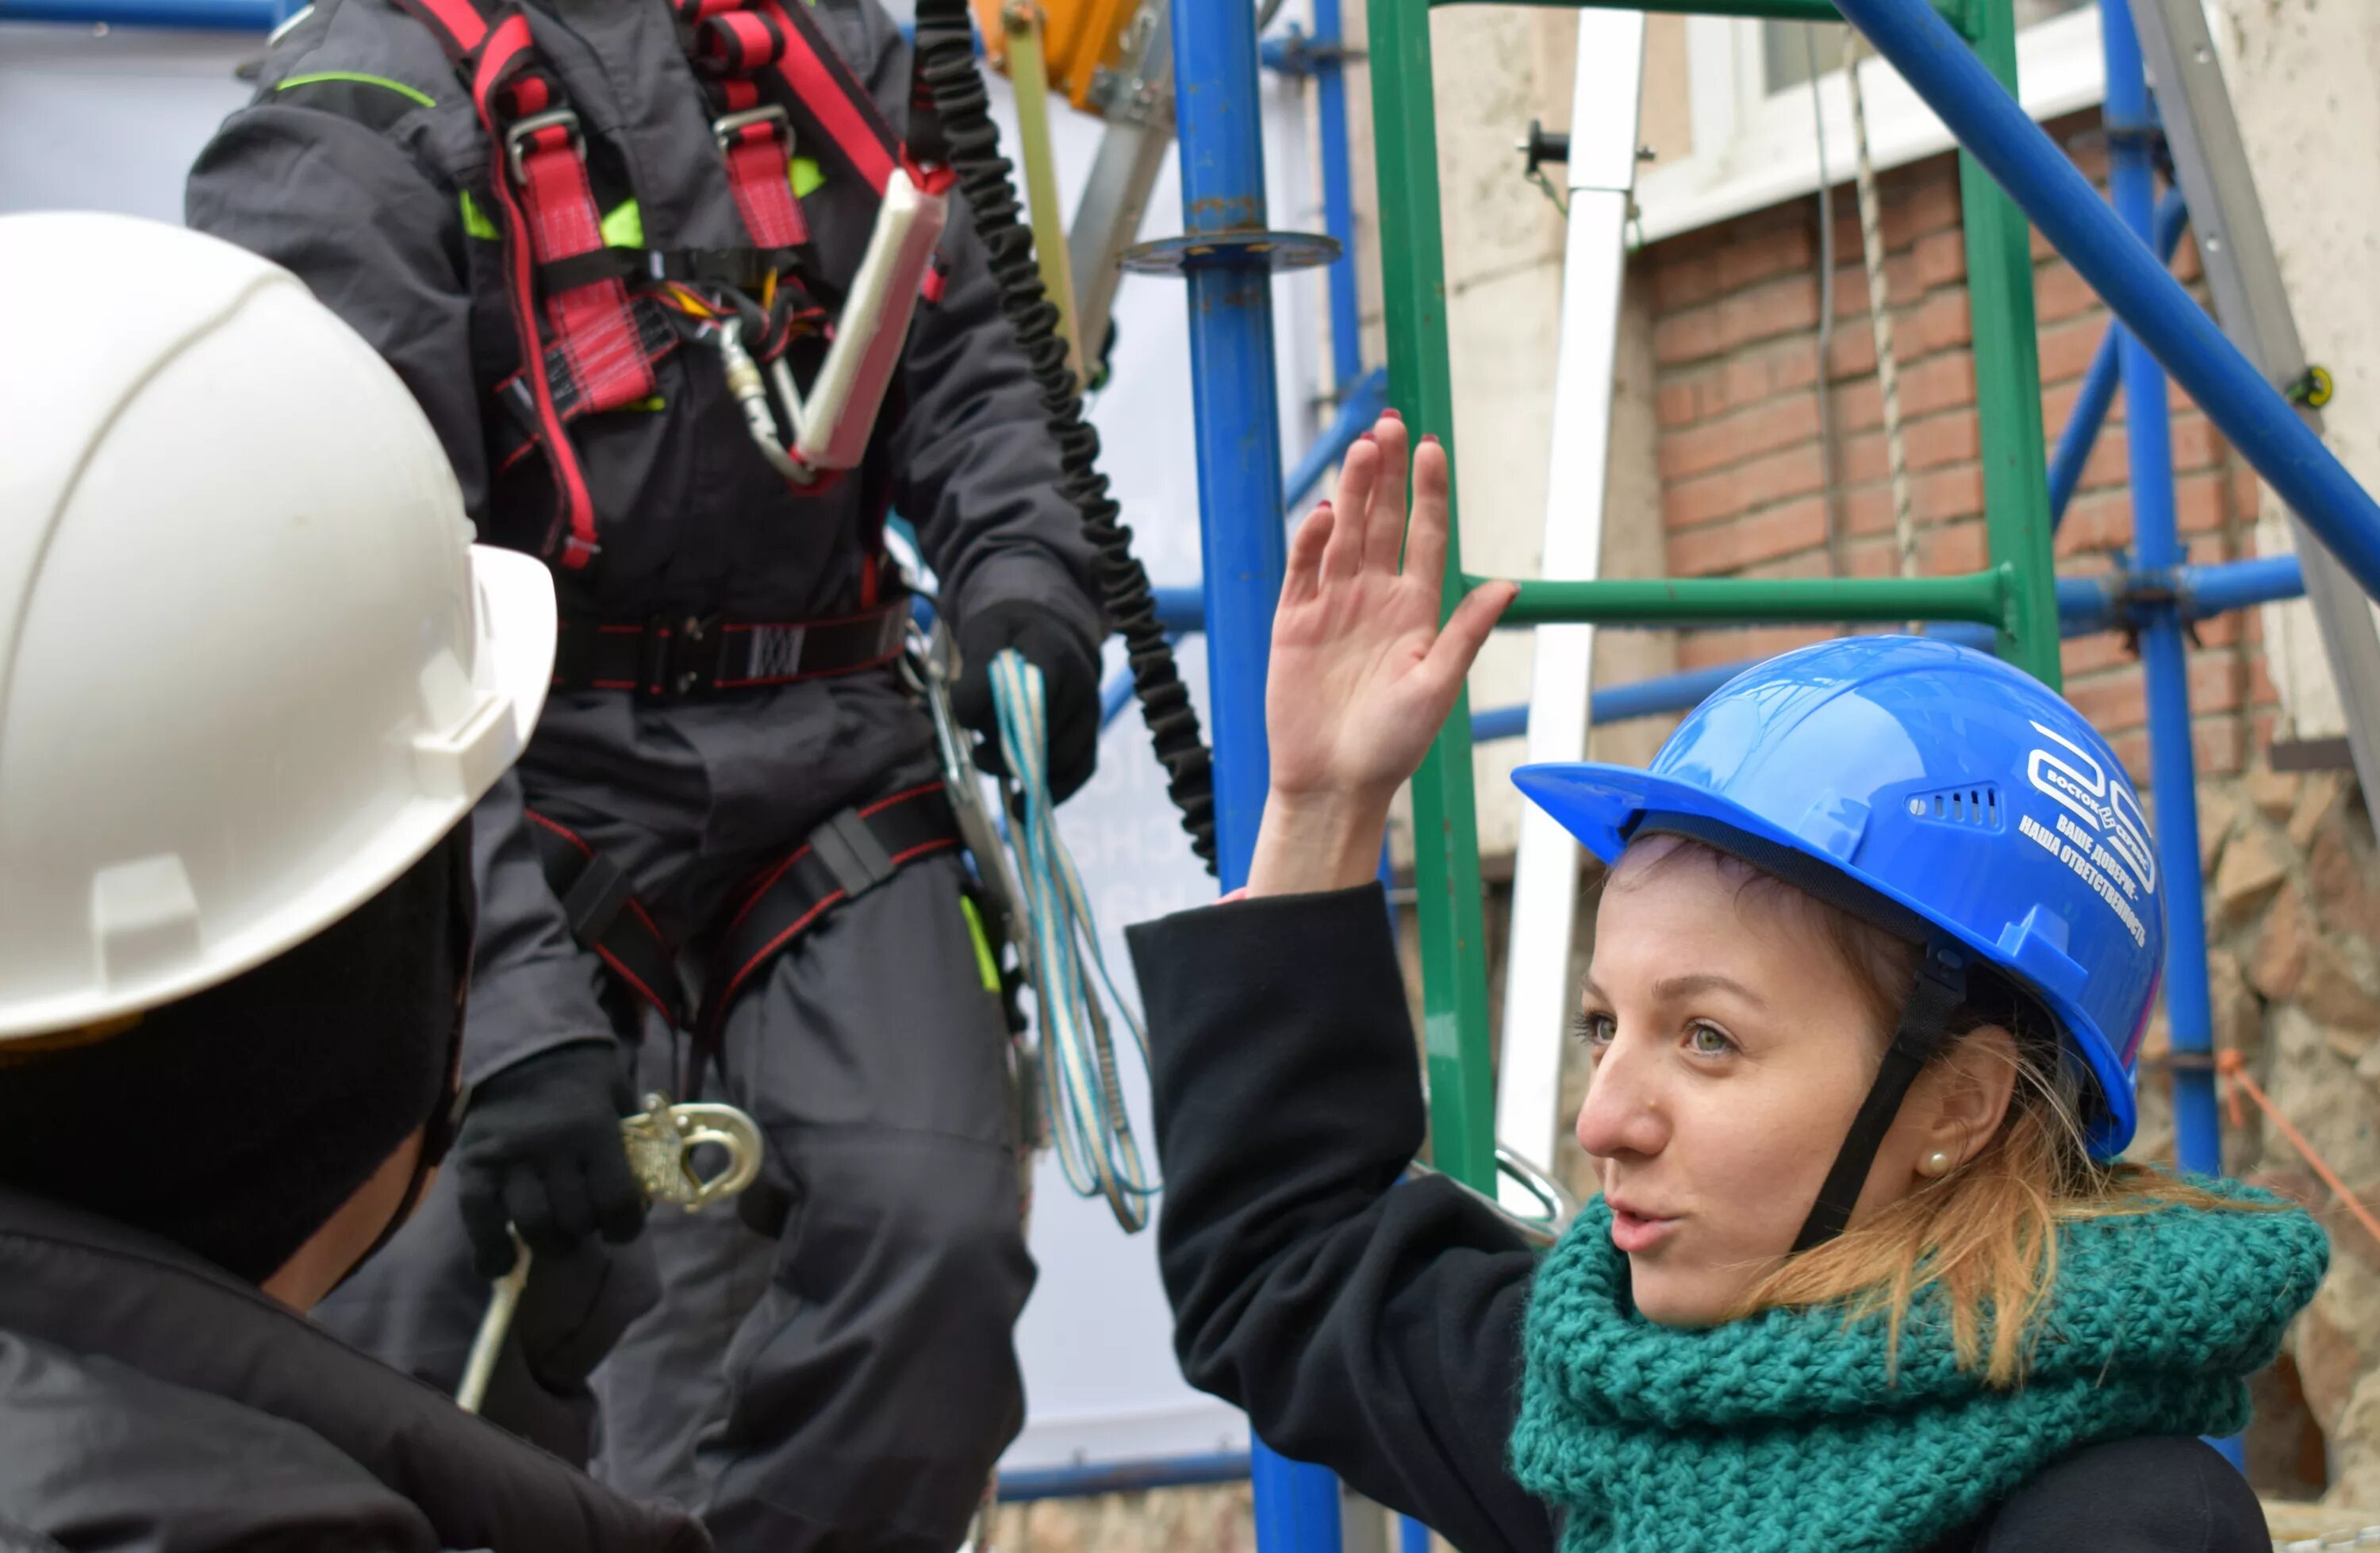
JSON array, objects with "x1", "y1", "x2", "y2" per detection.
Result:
[
  {"x1": 1508, "y1": 1182, "x2": 2327, "y2": 1553},
  {"x1": 0, "y1": 1187, "x2": 707, "y2": 1553}
]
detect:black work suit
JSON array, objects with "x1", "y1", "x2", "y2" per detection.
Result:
[
  {"x1": 1126, "y1": 885, "x2": 2277, "y2": 1553},
  {"x1": 186, "y1": 2, "x2": 1091, "y2": 1546}
]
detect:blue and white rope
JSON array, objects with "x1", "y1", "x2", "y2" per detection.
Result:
[{"x1": 988, "y1": 648, "x2": 1157, "y2": 1231}]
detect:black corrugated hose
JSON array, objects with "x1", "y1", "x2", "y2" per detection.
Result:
[{"x1": 912, "y1": 0, "x2": 1218, "y2": 873}]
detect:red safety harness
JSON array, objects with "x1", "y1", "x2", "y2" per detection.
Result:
[{"x1": 389, "y1": 0, "x2": 953, "y2": 568}]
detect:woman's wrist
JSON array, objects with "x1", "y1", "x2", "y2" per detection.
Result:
[{"x1": 1243, "y1": 786, "x2": 1395, "y2": 898}]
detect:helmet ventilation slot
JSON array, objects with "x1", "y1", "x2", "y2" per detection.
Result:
[{"x1": 1910, "y1": 784, "x2": 2002, "y2": 830}]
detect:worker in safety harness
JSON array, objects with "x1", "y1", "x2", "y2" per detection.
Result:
[
  {"x1": 186, "y1": 2, "x2": 1098, "y2": 1547},
  {"x1": 0, "y1": 210, "x2": 707, "y2": 1553}
]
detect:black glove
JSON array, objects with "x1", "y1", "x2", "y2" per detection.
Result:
[
  {"x1": 950, "y1": 598, "x2": 1101, "y2": 802},
  {"x1": 451, "y1": 1039, "x2": 646, "y2": 1278}
]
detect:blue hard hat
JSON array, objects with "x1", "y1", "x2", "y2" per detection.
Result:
[{"x1": 1514, "y1": 635, "x2": 2161, "y2": 1158}]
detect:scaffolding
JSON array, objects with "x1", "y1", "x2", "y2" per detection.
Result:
[
  {"x1": 1157, "y1": 0, "x2": 2380, "y2": 1547},
  {"x1": 23, "y1": 0, "x2": 2380, "y2": 1536}
]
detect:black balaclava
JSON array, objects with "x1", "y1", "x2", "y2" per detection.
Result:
[{"x1": 0, "y1": 825, "x2": 470, "y2": 1285}]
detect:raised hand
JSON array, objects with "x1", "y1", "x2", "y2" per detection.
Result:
[{"x1": 1246, "y1": 414, "x2": 1515, "y2": 898}]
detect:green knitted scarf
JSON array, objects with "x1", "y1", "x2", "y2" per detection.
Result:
[{"x1": 1508, "y1": 1183, "x2": 2328, "y2": 1553}]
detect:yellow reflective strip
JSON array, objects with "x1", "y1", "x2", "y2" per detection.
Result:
[
  {"x1": 621, "y1": 395, "x2": 666, "y2": 413},
  {"x1": 601, "y1": 198, "x2": 644, "y2": 250},
  {"x1": 790, "y1": 156, "x2": 825, "y2": 199},
  {"x1": 958, "y1": 897, "x2": 1002, "y2": 994},
  {"x1": 276, "y1": 70, "x2": 436, "y2": 108},
  {"x1": 458, "y1": 189, "x2": 501, "y2": 241}
]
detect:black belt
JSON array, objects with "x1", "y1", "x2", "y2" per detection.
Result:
[{"x1": 551, "y1": 597, "x2": 911, "y2": 700}]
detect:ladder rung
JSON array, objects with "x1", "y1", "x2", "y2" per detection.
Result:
[
  {"x1": 1481, "y1": 569, "x2": 2007, "y2": 628},
  {"x1": 1429, "y1": 0, "x2": 1975, "y2": 42}
]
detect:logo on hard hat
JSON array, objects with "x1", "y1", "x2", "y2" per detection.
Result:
[{"x1": 2014, "y1": 721, "x2": 2156, "y2": 951}]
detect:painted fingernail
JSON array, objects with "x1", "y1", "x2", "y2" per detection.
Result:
[
  {"x1": 1422, "y1": 432, "x2": 1440, "y2": 444},
  {"x1": 1312, "y1": 501, "x2": 1333, "y2": 514},
  {"x1": 1359, "y1": 431, "x2": 1377, "y2": 444},
  {"x1": 1382, "y1": 408, "x2": 1403, "y2": 421}
]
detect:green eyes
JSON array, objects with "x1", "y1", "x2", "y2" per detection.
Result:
[
  {"x1": 1687, "y1": 1024, "x2": 1734, "y2": 1057},
  {"x1": 1572, "y1": 1013, "x2": 1737, "y2": 1059}
]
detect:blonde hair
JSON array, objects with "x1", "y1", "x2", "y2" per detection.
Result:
[{"x1": 1609, "y1": 836, "x2": 2254, "y2": 1388}]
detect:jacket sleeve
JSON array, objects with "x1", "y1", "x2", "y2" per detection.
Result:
[
  {"x1": 846, "y1": 4, "x2": 1104, "y2": 652},
  {"x1": 186, "y1": 102, "x2": 491, "y2": 518},
  {"x1": 1979, "y1": 1436, "x2": 2272, "y2": 1552},
  {"x1": 1127, "y1": 886, "x2": 1557, "y2": 1553},
  {"x1": 188, "y1": 106, "x2": 618, "y2": 1082}
]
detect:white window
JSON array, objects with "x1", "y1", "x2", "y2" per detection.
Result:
[{"x1": 1635, "y1": 2, "x2": 2107, "y2": 244}]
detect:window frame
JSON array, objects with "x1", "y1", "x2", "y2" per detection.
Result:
[{"x1": 1635, "y1": 7, "x2": 2107, "y2": 245}]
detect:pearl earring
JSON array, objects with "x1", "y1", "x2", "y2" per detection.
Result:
[{"x1": 1919, "y1": 1150, "x2": 1955, "y2": 1178}]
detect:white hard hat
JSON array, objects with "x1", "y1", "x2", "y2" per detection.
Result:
[{"x1": 0, "y1": 211, "x2": 555, "y2": 1040}]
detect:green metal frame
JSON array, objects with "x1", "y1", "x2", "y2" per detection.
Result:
[
  {"x1": 1367, "y1": 0, "x2": 2059, "y2": 1193},
  {"x1": 1432, "y1": 0, "x2": 1971, "y2": 27}
]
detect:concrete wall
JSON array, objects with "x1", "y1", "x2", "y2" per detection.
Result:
[{"x1": 2209, "y1": 0, "x2": 2380, "y2": 748}]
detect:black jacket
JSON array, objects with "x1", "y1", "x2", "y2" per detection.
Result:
[
  {"x1": 0, "y1": 1187, "x2": 708, "y2": 1553},
  {"x1": 1126, "y1": 885, "x2": 2273, "y2": 1553}
]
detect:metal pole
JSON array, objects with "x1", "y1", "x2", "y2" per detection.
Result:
[
  {"x1": 1833, "y1": 0, "x2": 2380, "y2": 603},
  {"x1": 1369, "y1": 0, "x2": 1497, "y2": 1194},
  {"x1": 2048, "y1": 189, "x2": 2189, "y2": 526},
  {"x1": 1173, "y1": 0, "x2": 1290, "y2": 883},
  {"x1": 1312, "y1": 0, "x2": 1364, "y2": 394},
  {"x1": 1498, "y1": 11, "x2": 1645, "y2": 1185},
  {"x1": 2101, "y1": 0, "x2": 2221, "y2": 1186},
  {"x1": 1068, "y1": 4, "x2": 1174, "y2": 377},
  {"x1": 1003, "y1": 6, "x2": 1085, "y2": 383},
  {"x1": 1168, "y1": 4, "x2": 1339, "y2": 1547},
  {"x1": 0, "y1": 0, "x2": 289, "y2": 25}
]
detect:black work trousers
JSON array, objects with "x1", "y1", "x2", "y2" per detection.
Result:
[{"x1": 321, "y1": 776, "x2": 1032, "y2": 1553}]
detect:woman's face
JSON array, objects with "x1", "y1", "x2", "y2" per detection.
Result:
[{"x1": 1572, "y1": 841, "x2": 1940, "y2": 1326}]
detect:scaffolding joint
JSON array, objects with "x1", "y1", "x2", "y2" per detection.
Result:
[{"x1": 1259, "y1": 26, "x2": 1362, "y2": 76}]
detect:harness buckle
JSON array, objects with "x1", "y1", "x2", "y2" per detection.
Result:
[
  {"x1": 637, "y1": 613, "x2": 727, "y2": 699},
  {"x1": 505, "y1": 106, "x2": 584, "y2": 185},
  {"x1": 712, "y1": 102, "x2": 791, "y2": 156}
]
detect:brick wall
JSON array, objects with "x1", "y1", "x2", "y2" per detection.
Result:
[{"x1": 1642, "y1": 110, "x2": 2278, "y2": 793}]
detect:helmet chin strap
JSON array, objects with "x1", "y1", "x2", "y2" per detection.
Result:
[{"x1": 1790, "y1": 938, "x2": 1970, "y2": 1254}]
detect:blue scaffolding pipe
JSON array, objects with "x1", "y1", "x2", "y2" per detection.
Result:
[
  {"x1": 1311, "y1": 0, "x2": 1365, "y2": 396},
  {"x1": 1836, "y1": 0, "x2": 2380, "y2": 601},
  {"x1": 2048, "y1": 189, "x2": 2190, "y2": 525},
  {"x1": 1169, "y1": 1, "x2": 1343, "y2": 1547},
  {"x1": 1288, "y1": 367, "x2": 1390, "y2": 509},
  {"x1": 2098, "y1": 0, "x2": 2222, "y2": 1193},
  {"x1": 0, "y1": 0, "x2": 286, "y2": 25},
  {"x1": 997, "y1": 1452, "x2": 1255, "y2": 1502}
]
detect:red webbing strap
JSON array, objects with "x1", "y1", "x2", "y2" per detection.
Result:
[
  {"x1": 713, "y1": 78, "x2": 809, "y2": 249},
  {"x1": 389, "y1": 0, "x2": 651, "y2": 571},
  {"x1": 392, "y1": 0, "x2": 488, "y2": 54},
  {"x1": 510, "y1": 113, "x2": 657, "y2": 423},
  {"x1": 459, "y1": 22, "x2": 598, "y2": 568},
  {"x1": 747, "y1": 0, "x2": 900, "y2": 196}
]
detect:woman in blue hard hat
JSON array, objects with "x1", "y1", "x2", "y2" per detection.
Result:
[{"x1": 1127, "y1": 413, "x2": 2327, "y2": 1553}]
